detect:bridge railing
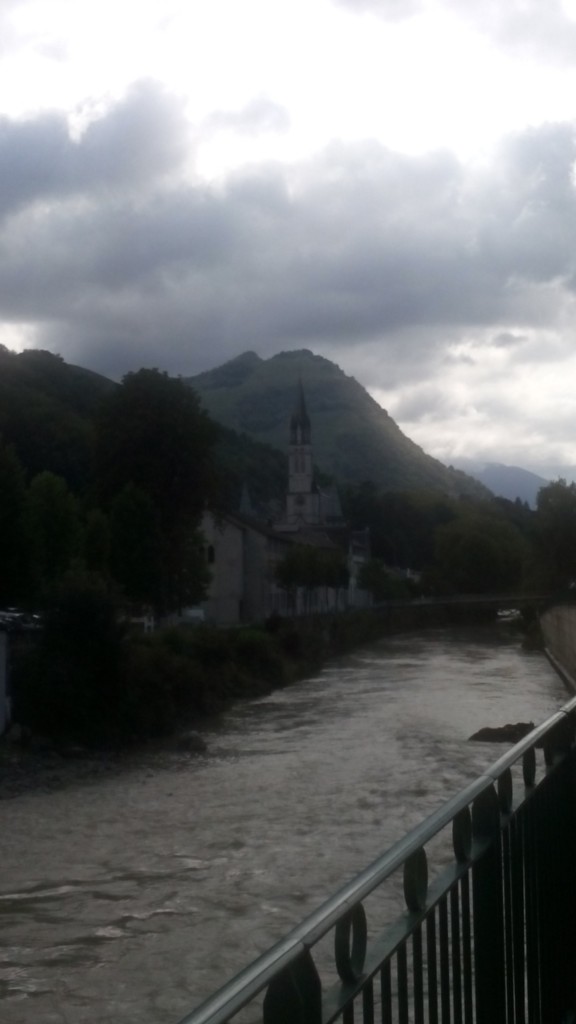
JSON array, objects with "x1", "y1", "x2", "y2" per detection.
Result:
[{"x1": 176, "y1": 695, "x2": 576, "y2": 1024}]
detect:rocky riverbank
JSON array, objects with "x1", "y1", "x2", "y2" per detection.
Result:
[{"x1": 0, "y1": 729, "x2": 210, "y2": 800}]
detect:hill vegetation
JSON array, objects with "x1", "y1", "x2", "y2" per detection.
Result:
[{"x1": 186, "y1": 349, "x2": 488, "y2": 498}]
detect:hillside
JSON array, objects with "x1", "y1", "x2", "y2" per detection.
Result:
[
  {"x1": 0, "y1": 346, "x2": 114, "y2": 489},
  {"x1": 0, "y1": 346, "x2": 286, "y2": 510},
  {"x1": 187, "y1": 350, "x2": 488, "y2": 498}
]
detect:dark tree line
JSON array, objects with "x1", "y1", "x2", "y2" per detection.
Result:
[{"x1": 0, "y1": 368, "x2": 220, "y2": 614}]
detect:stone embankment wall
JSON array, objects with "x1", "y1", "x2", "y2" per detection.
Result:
[{"x1": 540, "y1": 604, "x2": 576, "y2": 694}]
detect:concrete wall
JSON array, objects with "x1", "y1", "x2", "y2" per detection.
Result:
[{"x1": 540, "y1": 604, "x2": 576, "y2": 691}]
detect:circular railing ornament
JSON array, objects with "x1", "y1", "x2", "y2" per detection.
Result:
[
  {"x1": 334, "y1": 903, "x2": 368, "y2": 983},
  {"x1": 403, "y1": 847, "x2": 428, "y2": 912},
  {"x1": 452, "y1": 807, "x2": 472, "y2": 863}
]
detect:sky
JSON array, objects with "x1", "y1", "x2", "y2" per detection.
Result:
[{"x1": 2, "y1": 0, "x2": 576, "y2": 475}]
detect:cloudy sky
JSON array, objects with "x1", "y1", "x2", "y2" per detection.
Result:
[{"x1": 2, "y1": 0, "x2": 576, "y2": 474}]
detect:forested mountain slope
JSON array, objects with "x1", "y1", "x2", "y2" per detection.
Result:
[{"x1": 187, "y1": 349, "x2": 487, "y2": 497}]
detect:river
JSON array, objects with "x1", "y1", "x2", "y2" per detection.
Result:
[{"x1": 0, "y1": 623, "x2": 568, "y2": 1024}]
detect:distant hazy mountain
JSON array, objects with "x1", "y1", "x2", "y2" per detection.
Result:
[
  {"x1": 186, "y1": 349, "x2": 488, "y2": 498},
  {"x1": 450, "y1": 459, "x2": 549, "y2": 507}
]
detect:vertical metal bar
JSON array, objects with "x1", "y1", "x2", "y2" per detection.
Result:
[
  {"x1": 438, "y1": 895, "x2": 451, "y2": 1024},
  {"x1": 427, "y1": 910, "x2": 439, "y2": 1024},
  {"x1": 523, "y1": 791, "x2": 541, "y2": 1024},
  {"x1": 450, "y1": 886, "x2": 463, "y2": 1024},
  {"x1": 343, "y1": 1004, "x2": 354, "y2": 1024},
  {"x1": 362, "y1": 977, "x2": 375, "y2": 1024},
  {"x1": 380, "y1": 961, "x2": 392, "y2": 1024},
  {"x1": 472, "y1": 842, "x2": 506, "y2": 1024},
  {"x1": 460, "y1": 874, "x2": 474, "y2": 1024},
  {"x1": 510, "y1": 812, "x2": 526, "y2": 1024},
  {"x1": 533, "y1": 772, "x2": 557, "y2": 1022},
  {"x1": 412, "y1": 926, "x2": 424, "y2": 1024},
  {"x1": 501, "y1": 820, "x2": 515, "y2": 1024},
  {"x1": 397, "y1": 944, "x2": 409, "y2": 1024},
  {"x1": 537, "y1": 752, "x2": 576, "y2": 1023}
]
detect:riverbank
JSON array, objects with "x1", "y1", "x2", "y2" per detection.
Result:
[{"x1": 3, "y1": 603, "x2": 517, "y2": 797}]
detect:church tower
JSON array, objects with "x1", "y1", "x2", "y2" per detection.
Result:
[{"x1": 285, "y1": 379, "x2": 320, "y2": 525}]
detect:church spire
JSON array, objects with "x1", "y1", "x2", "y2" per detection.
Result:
[{"x1": 290, "y1": 376, "x2": 311, "y2": 445}]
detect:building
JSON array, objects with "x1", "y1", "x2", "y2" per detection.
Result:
[{"x1": 201, "y1": 380, "x2": 370, "y2": 625}]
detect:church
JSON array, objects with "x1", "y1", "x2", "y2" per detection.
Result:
[
  {"x1": 201, "y1": 381, "x2": 370, "y2": 624},
  {"x1": 275, "y1": 378, "x2": 346, "y2": 532}
]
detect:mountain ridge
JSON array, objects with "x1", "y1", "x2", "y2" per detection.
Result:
[{"x1": 187, "y1": 349, "x2": 489, "y2": 498}]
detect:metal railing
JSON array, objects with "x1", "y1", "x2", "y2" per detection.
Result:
[{"x1": 177, "y1": 695, "x2": 576, "y2": 1024}]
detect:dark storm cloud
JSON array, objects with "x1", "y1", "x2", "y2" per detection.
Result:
[
  {"x1": 1, "y1": 93, "x2": 576, "y2": 379},
  {"x1": 0, "y1": 82, "x2": 188, "y2": 218}
]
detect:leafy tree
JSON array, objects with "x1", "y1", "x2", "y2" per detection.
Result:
[
  {"x1": 95, "y1": 369, "x2": 219, "y2": 612},
  {"x1": 342, "y1": 483, "x2": 457, "y2": 568},
  {"x1": 357, "y1": 559, "x2": 411, "y2": 601},
  {"x1": 109, "y1": 484, "x2": 162, "y2": 606},
  {"x1": 83, "y1": 508, "x2": 111, "y2": 579},
  {"x1": 275, "y1": 544, "x2": 349, "y2": 613},
  {"x1": 533, "y1": 479, "x2": 576, "y2": 589},
  {"x1": 95, "y1": 369, "x2": 218, "y2": 526},
  {"x1": 0, "y1": 438, "x2": 29, "y2": 605},
  {"x1": 24, "y1": 471, "x2": 83, "y2": 598},
  {"x1": 13, "y1": 573, "x2": 127, "y2": 743},
  {"x1": 430, "y1": 514, "x2": 526, "y2": 595}
]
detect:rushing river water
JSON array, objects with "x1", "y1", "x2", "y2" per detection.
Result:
[{"x1": 0, "y1": 624, "x2": 569, "y2": 1024}]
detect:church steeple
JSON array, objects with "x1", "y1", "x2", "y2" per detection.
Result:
[
  {"x1": 285, "y1": 377, "x2": 320, "y2": 525},
  {"x1": 290, "y1": 377, "x2": 311, "y2": 445}
]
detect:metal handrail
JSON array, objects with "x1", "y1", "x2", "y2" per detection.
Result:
[{"x1": 177, "y1": 693, "x2": 576, "y2": 1024}]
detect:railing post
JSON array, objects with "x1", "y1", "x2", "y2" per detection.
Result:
[
  {"x1": 533, "y1": 737, "x2": 576, "y2": 1023},
  {"x1": 263, "y1": 948, "x2": 322, "y2": 1024},
  {"x1": 472, "y1": 785, "x2": 506, "y2": 1024}
]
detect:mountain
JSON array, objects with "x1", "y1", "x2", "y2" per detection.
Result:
[
  {"x1": 186, "y1": 349, "x2": 488, "y2": 498},
  {"x1": 0, "y1": 346, "x2": 114, "y2": 489},
  {"x1": 450, "y1": 459, "x2": 549, "y2": 507},
  {"x1": 0, "y1": 346, "x2": 287, "y2": 511}
]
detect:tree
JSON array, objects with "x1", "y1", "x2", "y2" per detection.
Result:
[
  {"x1": 109, "y1": 484, "x2": 162, "y2": 606},
  {"x1": 357, "y1": 559, "x2": 411, "y2": 601},
  {"x1": 0, "y1": 438, "x2": 29, "y2": 605},
  {"x1": 95, "y1": 369, "x2": 219, "y2": 528},
  {"x1": 95, "y1": 370, "x2": 219, "y2": 612},
  {"x1": 275, "y1": 544, "x2": 349, "y2": 613},
  {"x1": 431, "y1": 514, "x2": 526, "y2": 595},
  {"x1": 24, "y1": 471, "x2": 82, "y2": 599},
  {"x1": 534, "y1": 479, "x2": 576, "y2": 589},
  {"x1": 13, "y1": 572, "x2": 127, "y2": 743}
]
